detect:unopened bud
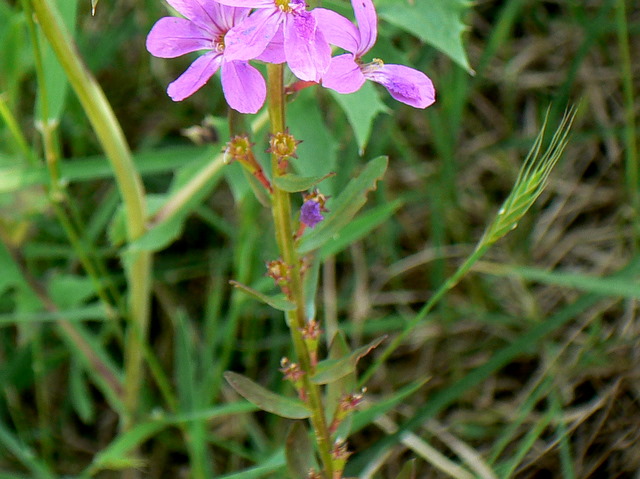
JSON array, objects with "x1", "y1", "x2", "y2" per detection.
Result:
[
  {"x1": 330, "y1": 388, "x2": 366, "y2": 434},
  {"x1": 280, "y1": 357, "x2": 307, "y2": 401},
  {"x1": 224, "y1": 135, "x2": 272, "y2": 193},
  {"x1": 268, "y1": 129, "x2": 301, "y2": 173},
  {"x1": 300, "y1": 320, "x2": 322, "y2": 367},
  {"x1": 331, "y1": 440, "x2": 352, "y2": 476},
  {"x1": 266, "y1": 259, "x2": 292, "y2": 297}
]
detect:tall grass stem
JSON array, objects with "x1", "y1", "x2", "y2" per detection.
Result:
[{"x1": 28, "y1": 2, "x2": 152, "y2": 472}]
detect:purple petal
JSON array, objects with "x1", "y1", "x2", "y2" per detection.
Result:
[
  {"x1": 300, "y1": 201, "x2": 324, "y2": 228},
  {"x1": 321, "y1": 54, "x2": 365, "y2": 94},
  {"x1": 256, "y1": 26, "x2": 286, "y2": 64},
  {"x1": 313, "y1": 8, "x2": 360, "y2": 53},
  {"x1": 283, "y1": 12, "x2": 331, "y2": 82},
  {"x1": 166, "y1": 0, "x2": 221, "y2": 35},
  {"x1": 167, "y1": 52, "x2": 222, "y2": 101},
  {"x1": 220, "y1": 60, "x2": 267, "y2": 114},
  {"x1": 203, "y1": 4, "x2": 251, "y2": 33},
  {"x1": 224, "y1": 8, "x2": 282, "y2": 61},
  {"x1": 352, "y1": 0, "x2": 377, "y2": 55},
  {"x1": 146, "y1": 17, "x2": 212, "y2": 58},
  {"x1": 365, "y1": 64, "x2": 436, "y2": 109},
  {"x1": 211, "y1": 0, "x2": 273, "y2": 6}
]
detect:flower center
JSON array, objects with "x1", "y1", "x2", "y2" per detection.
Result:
[
  {"x1": 361, "y1": 58, "x2": 384, "y2": 74},
  {"x1": 275, "y1": 0, "x2": 305, "y2": 13},
  {"x1": 212, "y1": 35, "x2": 225, "y2": 53}
]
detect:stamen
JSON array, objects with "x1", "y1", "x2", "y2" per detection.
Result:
[
  {"x1": 361, "y1": 58, "x2": 384, "y2": 74},
  {"x1": 212, "y1": 35, "x2": 225, "y2": 53}
]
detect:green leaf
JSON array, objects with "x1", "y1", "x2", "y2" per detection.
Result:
[
  {"x1": 319, "y1": 199, "x2": 403, "y2": 260},
  {"x1": 396, "y1": 459, "x2": 417, "y2": 479},
  {"x1": 229, "y1": 280, "x2": 296, "y2": 311},
  {"x1": 288, "y1": 88, "x2": 338, "y2": 194},
  {"x1": 350, "y1": 377, "x2": 430, "y2": 434},
  {"x1": 311, "y1": 336, "x2": 386, "y2": 385},
  {"x1": 131, "y1": 149, "x2": 225, "y2": 253},
  {"x1": 489, "y1": 265, "x2": 640, "y2": 300},
  {"x1": 48, "y1": 274, "x2": 95, "y2": 308},
  {"x1": 274, "y1": 172, "x2": 335, "y2": 193},
  {"x1": 297, "y1": 156, "x2": 388, "y2": 254},
  {"x1": 218, "y1": 450, "x2": 286, "y2": 479},
  {"x1": 69, "y1": 360, "x2": 95, "y2": 423},
  {"x1": 84, "y1": 401, "x2": 259, "y2": 475},
  {"x1": 36, "y1": 0, "x2": 80, "y2": 121},
  {"x1": 329, "y1": 82, "x2": 389, "y2": 154},
  {"x1": 0, "y1": 241, "x2": 25, "y2": 295},
  {"x1": 325, "y1": 331, "x2": 355, "y2": 428},
  {"x1": 0, "y1": 422, "x2": 56, "y2": 479},
  {"x1": 0, "y1": 145, "x2": 213, "y2": 194},
  {"x1": 285, "y1": 423, "x2": 317, "y2": 479},
  {"x1": 224, "y1": 371, "x2": 312, "y2": 419},
  {"x1": 109, "y1": 195, "x2": 171, "y2": 248},
  {"x1": 377, "y1": 0, "x2": 472, "y2": 72},
  {"x1": 88, "y1": 421, "x2": 166, "y2": 474}
]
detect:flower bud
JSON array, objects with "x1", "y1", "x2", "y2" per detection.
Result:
[
  {"x1": 266, "y1": 259, "x2": 292, "y2": 297},
  {"x1": 280, "y1": 357, "x2": 307, "y2": 401},
  {"x1": 224, "y1": 135, "x2": 272, "y2": 193},
  {"x1": 300, "y1": 320, "x2": 322, "y2": 368},
  {"x1": 268, "y1": 129, "x2": 301, "y2": 173},
  {"x1": 331, "y1": 440, "x2": 352, "y2": 476},
  {"x1": 330, "y1": 388, "x2": 366, "y2": 435}
]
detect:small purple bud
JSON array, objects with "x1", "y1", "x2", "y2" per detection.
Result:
[{"x1": 300, "y1": 200, "x2": 324, "y2": 228}]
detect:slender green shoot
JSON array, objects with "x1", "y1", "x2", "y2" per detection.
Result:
[{"x1": 361, "y1": 106, "x2": 578, "y2": 385}]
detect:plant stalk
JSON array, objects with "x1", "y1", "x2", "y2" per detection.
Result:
[{"x1": 267, "y1": 63, "x2": 334, "y2": 479}]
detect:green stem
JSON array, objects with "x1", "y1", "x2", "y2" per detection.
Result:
[
  {"x1": 266, "y1": 63, "x2": 334, "y2": 479},
  {"x1": 615, "y1": 0, "x2": 639, "y2": 248},
  {"x1": 0, "y1": 94, "x2": 35, "y2": 165},
  {"x1": 360, "y1": 244, "x2": 490, "y2": 386},
  {"x1": 29, "y1": 0, "x2": 152, "y2": 454},
  {"x1": 21, "y1": 0, "x2": 64, "y2": 197},
  {"x1": 149, "y1": 152, "x2": 224, "y2": 227}
]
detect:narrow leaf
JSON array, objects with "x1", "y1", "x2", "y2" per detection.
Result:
[
  {"x1": 88, "y1": 421, "x2": 167, "y2": 474},
  {"x1": 489, "y1": 264, "x2": 640, "y2": 300},
  {"x1": 325, "y1": 332, "x2": 355, "y2": 426},
  {"x1": 377, "y1": 0, "x2": 472, "y2": 72},
  {"x1": 311, "y1": 336, "x2": 386, "y2": 385},
  {"x1": 224, "y1": 371, "x2": 312, "y2": 419},
  {"x1": 396, "y1": 459, "x2": 417, "y2": 479},
  {"x1": 36, "y1": 0, "x2": 80, "y2": 121},
  {"x1": 329, "y1": 82, "x2": 389, "y2": 153},
  {"x1": 69, "y1": 360, "x2": 94, "y2": 423},
  {"x1": 350, "y1": 377, "x2": 430, "y2": 434},
  {"x1": 286, "y1": 423, "x2": 317, "y2": 479},
  {"x1": 319, "y1": 199, "x2": 403, "y2": 260},
  {"x1": 229, "y1": 280, "x2": 295, "y2": 311},
  {"x1": 297, "y1": 156, "x2": 388, "y2": 254},
  {"x1": 274, "y1": 172, "x2": 335, "y2": 193}
]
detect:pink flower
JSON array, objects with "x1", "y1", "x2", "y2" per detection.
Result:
[
  {"x1": 212, "y1": 0, "x2": 332, "y2": 82},
  {"x1": 315, "y1": 0, "x2": 435, "y2": 109},
  {"x1": 146, "y1": 0, "x2": 266, "y2": 113}
]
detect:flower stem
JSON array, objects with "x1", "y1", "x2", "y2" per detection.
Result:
[{"x1": 266, "y1": 63, "x2": 334, "y2": 479}]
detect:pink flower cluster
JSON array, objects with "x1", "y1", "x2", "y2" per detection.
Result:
[{"x1": 146, "y1": 0, "x2": 435, "y2": 113}]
